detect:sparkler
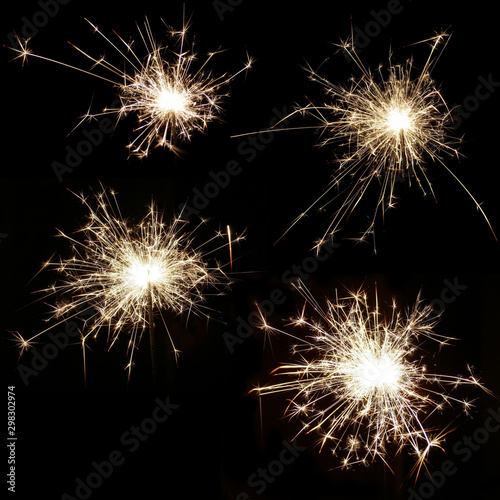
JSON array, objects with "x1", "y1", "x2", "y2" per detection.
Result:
[
  {"x1": 15, "y1": 188, "x2": 242, "y2": 382},
  {"x1": 253, "y1": 280, "x2": 490, "y2": 474},
  {"x1": 270, "y1": 32, "x2": 496, "y2": 250},
  {"x1": 10, "y1": 16, "x2": 252, "y2": 157}
]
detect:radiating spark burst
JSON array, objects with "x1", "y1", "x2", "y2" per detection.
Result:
[
  {"x1": 17, "y1": 188, "x2": 243, "y2": 381},
  {"x1": 9, "y1": 331, "x2": 35, "y2": 360},
  {"x1": 279, "y1": 32, "x2": 496, "y2": 250},
  {"x1": 10, "y1": 16, "x2": 252, "y2": 158},
  {"x1": 253, "y1": 280, "x2": 490, "y2": 473}
]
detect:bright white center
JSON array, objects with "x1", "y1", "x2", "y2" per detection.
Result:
[
  {"x1": 156, "y1": 89, "x2": 187, "y2": 113},
  {"x1": 356, "y1": 354, "x2": 401, "y2": 392},
  {"x1": 387, "y1": 108, "x2": 411, "y2": 132},
  {"x1": 129, "y1": 262, "x2": 163, "y2": 287}
]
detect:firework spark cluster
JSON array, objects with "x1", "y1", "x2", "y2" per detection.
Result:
[
  {"x1": 7, "y1": 11, "x2": 495, "y2": 478},
  {"x1": 254, "y1": 281, "x2": 488, "y2": 471},
  {"x1": 11, "y1": 17, "x2": 252, "y2": 157},
  {"x1": 16, "y1": 189, "x2": 239, "y2": 378},
  {"x1": 284, "y1": 33, "x2": 495, "y2": 249}
]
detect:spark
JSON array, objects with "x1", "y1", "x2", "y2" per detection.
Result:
[
  {"x1": 227, "y1": 225, "x2": 234, "y2": 272},
  {"x1": 17, "y1": 188, "x2": 243, "y2": 381},
  {"x1": 253, "y1": 280, "x2": 490, "y2": 472},
  {"x1": 279, "y1": 32, "x2": 496, "y2": 250},
  {"x1": 8, "y1": 36, "x2": 32, "y2": 65},
  {"x1": 9, "y1": 16, "x2": 252, "y2": 158},
  {"x1": 9, "y1": 331, "x2": 35, "y2": 360}
]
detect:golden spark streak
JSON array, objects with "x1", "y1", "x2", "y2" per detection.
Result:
[
  {"x1": 227, "y1": 225, "x2": 233, "y2": 272},
  {"x1": 253, "y1": 280, "x2": 490, "y2": 472}
]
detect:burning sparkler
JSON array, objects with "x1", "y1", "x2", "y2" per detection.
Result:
[
  {"x1": 15, "y1": 188, "x2": 243, "y2": 382},
  {"x1": 10, "y1": 15, "x2": 252, "y2": 157},
  {"x1": 253, "y1": 280, "x2": 490, "y2": 473},
  {"x1": 270, "y1": 32, "x2": 496, "y2": 250}
]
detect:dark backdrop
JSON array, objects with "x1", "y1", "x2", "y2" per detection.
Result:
[{"x1": 2, "y1": 1, "x2": 499, "y2": 499}]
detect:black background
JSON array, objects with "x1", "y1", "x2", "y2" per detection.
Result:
[{"x1": 2, "y1": 1, "x2": 500, "y2": 498}]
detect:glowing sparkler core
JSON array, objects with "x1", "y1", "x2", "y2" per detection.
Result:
[
  {"x1": 386, "y1": 107, "x2": 413, "y2": 133},
  {"x1": 156, "y1": 88, "x2": 188, "y2": 113},
  {"x1": 254, "y1": 281, "x2": 490, "y2": 472},
  {"x1": 127, "y1": 260, "x2": 164, "y2": 288},
  {"x1": 352, "y1": 352, "x2": 402, "y2": 394}
]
